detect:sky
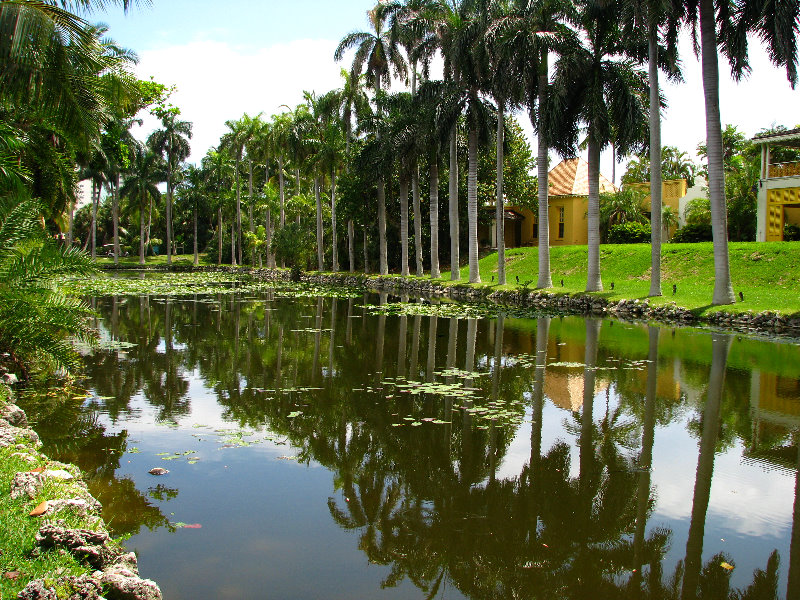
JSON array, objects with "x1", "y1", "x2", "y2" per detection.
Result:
[{"x1": 93, "y1": 0, "x2": 800, "y2": 183}]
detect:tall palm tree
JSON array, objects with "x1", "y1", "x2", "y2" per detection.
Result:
[
  {"x1": 677, "y1": 0, "x2": 799, "y2": 304},
  {"x1": 444, "y1": 0, "x2": 495, "y2": 284},
  {"x1": 201, "y1": 147, "x2": 233, "y2": 266},
  {"x1": 335, "y1": 6, "x2": 408, "y2": 275},
  {"x1": 120, "y1": 142, "x2": 162, "y2": 265},
  {"x1": 148, "y1": 112, "x2": 191, "y2": 266},
  {"x1": 221, "y1": 113, "x2": 260, "y2": 265},
  {"x1": 621, "y1": 0, "x2": 681, "y2": 298},
  {"x1": 381, "y1": 0, "x2": 439, "y2": 275},
  {"x1": 490, "y1": 0, "x2": 576, "y2": 289},
  {"x1": 271, "y1": 111, "x2": 293, "y2": 232},
  {"x1": 546, "y1": 0, "x2": 649, "y2": 292}
]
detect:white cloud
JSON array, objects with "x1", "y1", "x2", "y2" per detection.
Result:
[
  {"x1": 131, "y1": 38, "x2": 344, "y2": 162},
  {"x1": 129, "y1": 32, "x2": 800, "y2": 179}
]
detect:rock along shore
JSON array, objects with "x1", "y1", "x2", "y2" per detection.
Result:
[
  {"x1": 99, "y1": 264, "x2": 800, "y2": 337},
  {"x1": 1, "y1": 385, "x2": 162, "y2": 600}
]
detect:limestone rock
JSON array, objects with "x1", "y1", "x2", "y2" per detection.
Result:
[
  {"x1": 16, "y1": 579, "x2": 58, "y2": 599},
  {"x1": 10, "y1": 470, "x2": 44, "y2": 499},
  {"x1": 0, "y1": 403, "x2": 27, "y2": 426},
  {"x1": 0, "y1": 420, "x2": 40, "y2": 449},
  {"x1": 101, "y1": 564, "x2": 163, "y2": 600}
]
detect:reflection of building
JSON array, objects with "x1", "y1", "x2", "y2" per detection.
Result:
[
  {"x1": 752, "y1": 128, "x2": 800, "y2": 241},
  {"x1": 543, "y1": 336, "x2": 608, "y2": 412}
]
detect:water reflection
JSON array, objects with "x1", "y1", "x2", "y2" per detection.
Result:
[{"x1": 20, "y1": 290, "x2": 800, "y2": 599}]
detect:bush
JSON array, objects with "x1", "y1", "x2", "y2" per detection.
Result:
[
  {"x1": 608, "y1": 222, "x2": 652, "y2": 244},
  {"x1": 671, "y1": 223, "x2": 714, "y2": 243},
  {"x1": 784, "y1": 223, "x2": 800, "y2": 241}
]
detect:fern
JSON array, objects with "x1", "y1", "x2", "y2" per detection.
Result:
[{"x1": 0, "y1": 192, "x2": 98, "y2": 376}]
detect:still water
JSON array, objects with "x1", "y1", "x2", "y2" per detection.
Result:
[{"x1": 20, "y1": 286, "x2": 800, "y2": 599}]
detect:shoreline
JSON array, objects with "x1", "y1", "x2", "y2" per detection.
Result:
[
  {"x1": 99, "y1": 264, "x2": 800, "y2": 338},
  {"x1": 0, "y1": 384, "x2": 163, "y2": 600}
]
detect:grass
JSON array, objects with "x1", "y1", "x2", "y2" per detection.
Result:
[
  {"x1": 436, "y1": 242, "x2": 800, "y2": 317},
  {"x1": 92, "y1": 243, "x2": 800, "y2": 317},
  {"x1": 94, "y1": 252, "x2": 212, "y2": 267},
  {"x1": 0, "y1": 389, "x2": 117, "y2": 597}
]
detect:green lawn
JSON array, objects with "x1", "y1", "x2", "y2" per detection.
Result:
[
  {"x1": 95, "y1": 253, "x2": 212, "y2": 267},
  {"x1": 437, "y1": 242, "x2": 800, "y2": 317},
  {"x1": 93, "y1": 243, "x2": 800, "y2": 317}
]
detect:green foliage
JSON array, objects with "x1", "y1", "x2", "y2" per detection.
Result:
[
  {"x1": 0, "y1": 195, "x2": 98, "y2": 376},
  {"x1": 608, "y1": 222, "x2": 651, "y2": 244},
  {"x1": 671, "y1": 223, "x2": 713, "y2": 243},
  {"x1": 599, "y1": 188, "x2": 647, "y2": 243},
  {"x1": 271, "y1": 222, "x2": 314, "y2": 279},
  {"x1": 785, "y1": 224, "x2": 800, "y2": 241},
  {"x1": 684, "y1": 197, "x2": 711, "y2": 225},
  {"x1": 621, "y1": 146, "x2": 699, "y2": 187}
]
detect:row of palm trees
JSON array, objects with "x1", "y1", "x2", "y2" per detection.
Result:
[{"x1": 189, "y1": 0, "x2": 798, "y2": 305}]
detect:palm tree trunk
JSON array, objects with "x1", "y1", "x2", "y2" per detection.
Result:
[
  {"x1": 430, "y1": 152, "x2": 441, "y2": 278},
  {"x1": 139, "y1": 208, "x2": 145, "y2": 265},
  {"x1": 496, "y1": 101, "x2": 506, "y2": 285},
  {"x1": 412, "y1": 166, "x2": 423, "y2": 276},
  {"x1": 648, "y1": 26, "x2": 663, "y2": 297},
  {"x1": 586, "y1": 137, "x2": 603, "y2": 291},
  {"x1": 378, "y1": 177, "x2": 388, "y2": 275},
  {"x1": 449, "y1": 125, "x2": 460, "y2": 280},
  {"x1": 248, "y1": 158, "x2": 254, "y2": 265},
  {"x1": 91, "y1": 179, "x2": 98, "y2": 260},
  {"x1": 166, "y1": 145, "x2": 173, "y2": 266},
  {"x1": 536, "y1": 56, "x2": 552, "y2": 289},
  {"x1": 363, "y1": 226, "x2": 369, "y2": 274},
  {"x1": 236, "y1": 157, "x2": 242, "y2": 265},
  {"x1": 266, "y1": 208, "x2": 273, "y2": 268},
  {"x1": 315, "y1": 174, "x2": 324, "y2": 271},
  {"x1": 66, "y1": 201, "x2": 74, "y2": 247},
  {"x1": 193, "y1": 203, "x2": 199, "y2": 266},
  {"x1": 467, "y1": 126, "x2": 481, "y2": 284},
  {"x1": 400, "y1": 172, "x2": 410, "y2": 277},
  {"x1": 217, "y1": 207, "x2": 222, "y2": 265},
  {"x1": 331, "y1": 169, "x2": 339, "y2": 272},
  {"x1": 113, "y1": 173, "x2": 120, "y2": 265},
  {"x1": 348, "y1": 219, "x2": 355, "y2": 272},
  {"x1": 700, "y1": 0, "x2": 735, "y2": 305},
  {"x1": 279, "y1": 155, "x2": 286, "y2": 227},
  {"x1": 231, "y1": 221, "x2": 236, "y2": 265}
]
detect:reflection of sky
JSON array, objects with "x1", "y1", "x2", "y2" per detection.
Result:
[{"x1": 491, "y1": 388, "x2": 797, "y2": 596}]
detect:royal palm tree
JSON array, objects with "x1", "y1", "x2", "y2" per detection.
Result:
[
  {"x1": 120, "y1": 142, "x2": 162, "y2": 264},
  {"x1": 546, "y1": 0, "x2": 649, "y2": 292},
  {"x1": 678, "y1": 0, "x2": 799, "y2": 304},
  {"x1": 335, "y1": 6, "x2": 408, "y2": 275},
  {"x1": 221, "y1": 112, "x2": 260, "y2": 265},
  {"x1": 147, "y1": 111, "x2": 192, "y2": 266},
  {"x1": 491, "y1": 0, "x2": 577, "y2": 289}
]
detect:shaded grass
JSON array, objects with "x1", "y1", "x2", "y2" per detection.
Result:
[
  {"x1": 0, "y1": 446, "x2": 91, "y2": 597},
  {"x1": 94, "y1": 252, "x2": 213, "y2": 268},
  {"x1": 438, "y1": 242, "x2": 800, "y2": 317}
]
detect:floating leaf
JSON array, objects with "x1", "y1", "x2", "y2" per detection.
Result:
[
  {"x1": 287, "y1": 411, "x2": 302, "y2": 418},
  {"x1": 720, "y1": 562, "x2": 734, "y2": 571},
  {"x1": 29, "y1": 501, "x2": 48, "y2": 516}
]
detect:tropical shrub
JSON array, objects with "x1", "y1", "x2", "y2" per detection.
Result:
[
  {"x1": 608, "y1": 222, "x2": 651, "y2": 244},
  {"x1": 671, "y1": 223, "x2": 713, "y2": 243},
  {"x1": 0, "y1": 195, "x2": 98, "y2": 377},
  {"x1": 785, "y1": 224, "x2": 800, "y2": 241},
  {"x1": 271, "y1": 222, "x2": 314, "y2": 281}
]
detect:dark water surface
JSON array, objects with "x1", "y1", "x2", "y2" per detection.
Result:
[{"x1": 20, "y1": 288, "x2": 800, "y2": 599}]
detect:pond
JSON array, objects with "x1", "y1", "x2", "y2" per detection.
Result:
[{"x1": 19, "y1": 281, "x2": 800, "y2": 599}]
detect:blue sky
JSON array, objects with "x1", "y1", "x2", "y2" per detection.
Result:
[{"x1": 92, "y1": 1, "x2": 800, "y2": 180}]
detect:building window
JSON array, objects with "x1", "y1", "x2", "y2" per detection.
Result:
[{"x1": 558, "y1": 207, "x2": 565, "y2": 239}]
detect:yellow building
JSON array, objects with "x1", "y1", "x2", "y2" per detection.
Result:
[
  {"x1": 753, "y1": 128, "x2": 800, "y2": 241},
  {"x1": 626, "y1": 179, "x2": 689, "y2": 239},
  {"x1": 484, "y1": 158, "x2": 616, "y2": 248}
]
